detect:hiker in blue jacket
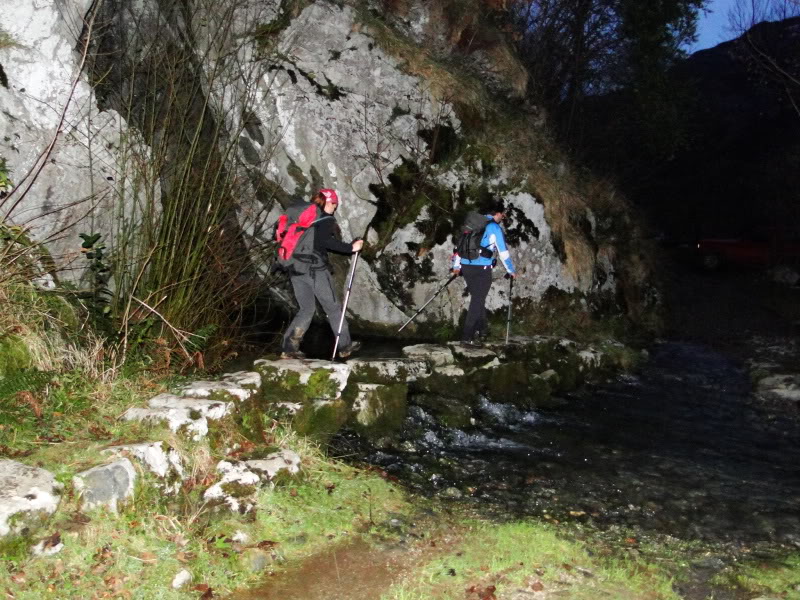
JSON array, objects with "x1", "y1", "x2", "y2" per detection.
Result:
[{"x1": 451, "y1": 206, "x2": 516, "y2": 347}]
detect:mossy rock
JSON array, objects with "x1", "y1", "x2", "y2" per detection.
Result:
[
  {"x1": 344, "y1": 383, "x2": 408, "y2": 440},
  {"x1": 256, "y1": 364, "x2": 341, "y2": 402},
  {"x1": 476, "y1": 362, "x2": 529, "y2": 403},
  {"x1": 292, "y1": 399, "x2": 348, "y2": 440},
  {"x1": 348, "y1": 359, "x2": 424, "y2": 385},
  {"x1": 599, "y1": 342, "x2": 645, "y2": 372},
  {"x1": 410, "y1": 393, "x2": 473, "y2": 429},
  {"x1": 520, "y1": 373, "x2": 553, "y2": 410},
  {"x1": 0, "y1": 335, "x2": 33, "y2": 377},
  {"x1": 548, "y1": 354, "x2": 583, "y2": 392},
  {"x1": 412, "y1": 370, "x2": 480, "y2": 402}
]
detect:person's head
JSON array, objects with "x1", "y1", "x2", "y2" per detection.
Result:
[
  {"x1": 313, "y1": 188, "x2": 339, "y2": 214},
  {"x1": 486, "y1": 202, "x2": 505, "y2": 223}
]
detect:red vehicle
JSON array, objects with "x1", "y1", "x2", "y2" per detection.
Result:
[{"x1": 696, "y1": 228, "x2": 800, "y2": 270}]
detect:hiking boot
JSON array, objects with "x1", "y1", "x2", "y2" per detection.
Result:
[
  {"x1": 280, "y1": 350, "x2": 306, "y2": 360},
  {"x1": 460, "y1": 340, "x2": 484, "y2": 349},
  {"x1": 337, "y1": 341, "x2": 362, "y2": 359}
]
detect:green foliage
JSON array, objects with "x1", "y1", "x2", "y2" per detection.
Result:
[
  {"x1": 0, "y1": 335, "x2": 33, "y2": 377},
  {"x1": 0, "y1": 157, "x2": 12, "y2": 191}
]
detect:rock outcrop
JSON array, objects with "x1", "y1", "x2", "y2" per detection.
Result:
[{"x1": 0, "y1": 0, "x2": 657, "y2": 333}]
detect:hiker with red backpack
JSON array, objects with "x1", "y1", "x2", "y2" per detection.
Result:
[
  {"x1": 275, "y1": 189, "x2": 363, "y2": 359},
  {"x1": 452, "y1": 204, "x2": 516, "y2": 347}
]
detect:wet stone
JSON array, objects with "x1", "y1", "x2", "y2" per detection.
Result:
[
  {"x1": 402, "y1": 344, "x2": 454, "y2": 367},
  {"x1": 347, "y1": 358, "x2": 429, "y2": 384}
]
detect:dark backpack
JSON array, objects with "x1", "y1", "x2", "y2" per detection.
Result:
[
  {"x1": 456, "y1": 211, "x2": 492, "y2": 260},
  {"x1": 275, "y1": 201, "x2": 332, "y2": 274}
]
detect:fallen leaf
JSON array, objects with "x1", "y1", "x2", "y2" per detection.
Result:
[
  {"x1": 9, "y1": 573, "x2": 25, "y2": 585},
  {"x1": 138, "y1": 551, "x2": 157, "y2": 562},
  {"x1": 531, "y1": 580, "x2": 544, "y2": 591},
  {"x1": 41, "y1": 532, "x2": 61, "y2": 551},
  {"x1": 289, "y1": 488, "x2": 298, "y2": 497},
  {"x1": 562, "y1": 563, "x2": 573, "y2": 571},
  {"x1": 256, "y1": 540, "x2": 278, "y2": 549}
]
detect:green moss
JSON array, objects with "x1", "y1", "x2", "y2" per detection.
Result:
[
  {"x1": 410, "y1": 393, "x2": 473, "y2": 429},
  {"x1": 292, "y1": 399, "x2": 348, "y2": 440},
  {"x1": 220, "y1": 481, "x2": 258, "y2": 499},
  {"x1": 305, "y1": 370, "x2": 339, "y2": 400},
  {"x1": 343, "y1": 383, "x2": 408, "y2": 439},
  {"x1": 0, "y1": 334, "x2": 33, "y2": 376},
  {"x1": 348, "y1": 362, "x2": 411, "y2": 385},
  {"x1": 413, "y1": 371, "x2": 479, "y2": 402}
]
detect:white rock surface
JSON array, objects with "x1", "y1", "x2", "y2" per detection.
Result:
[
  {"x1": 178, "y1": 381, "x2": 255, "y2": 402},
  {"x1": 348, "y1": 358, "x2": 430, "y2": 382},
  {"x1": 0, "y1": 460, "x2": 62, "y2": 538},
  {"x1": 172, "y1": 569, "x2": 193, "y2": 590},
  {"x1": 73, "y1": 459, "x2": 136, "y2": 512},
  {"x1": 148, "y1": 393, "x2": 233, "y2": 420},
  {"x1": 402, "y1": 344, "x2": 455, "y2": 366},
  {"x1": 120, "y1": 407, "x2": 209, "y2": 440},
  {"x1": 103, "y1": 441, "x2": 185, "y2": 490},
  {"x1": 245, "y1": 450, "x2": 302, "y2": 480}
]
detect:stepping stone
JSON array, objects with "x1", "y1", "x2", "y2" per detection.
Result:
[
  {"x1": 402, "y1": 344, "x2": 454, "y2": 366},
  {"x1": 348, "y1": 358, "x2": 429, "y2": 383},
  {"x1": 148, "y1": 393, "x2": 232, "y2": 419}
]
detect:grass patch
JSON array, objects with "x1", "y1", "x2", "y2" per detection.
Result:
[
  {"x1": 0, "y1": 433, "x2": 415, "y2": 600},
  {"x1": 382, "y1": 520, "x2": 680, "y2": 600},
  {"x1": 714, "y1": 553, "x2": 800, "y2": 599}
]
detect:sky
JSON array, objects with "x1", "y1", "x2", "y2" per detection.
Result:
[{"x1": 689, "y1": 0, "x2": 740, "y2": 51}]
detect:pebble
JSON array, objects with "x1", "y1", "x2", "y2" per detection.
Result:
[{"x1": 172, "y1": 569, "x2": 192, "y2": 589}]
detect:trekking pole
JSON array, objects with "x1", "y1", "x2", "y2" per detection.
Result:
[
  {"x1": 332, "y1": 250, "x2": 360, "y2": 361},
  {"x1": 505, "y1": 275, "x2": 514, "y2": 344},
  {"x1": 397, "y1": 273, "x2": 459, "y2": 333}
]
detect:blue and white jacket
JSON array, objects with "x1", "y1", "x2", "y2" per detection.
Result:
[{"x1": 452, "y1": 216, "x2": 516, "y2": 275}]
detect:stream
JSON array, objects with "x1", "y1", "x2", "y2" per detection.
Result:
[{"x1": 335, "y1": 341, "x2": 800, "y2": 547}]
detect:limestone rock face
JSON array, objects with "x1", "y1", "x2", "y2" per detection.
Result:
[
  {"x1": 0, "y1": 0, "x2": 146, "y2": 281},
  {"x1": 0, "y1": 0, "x2": 649, "y2": 329},
  {"x1": 0, "y1": 460, "x2": 62, "y2": 538}
]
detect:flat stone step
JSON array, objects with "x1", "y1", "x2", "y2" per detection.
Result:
[
  {"x1": 121, "y1": 407, "x2": 208, "y2": 439},
  {"x1": 148, "y1": 393, "x2": 233, "y2": 419}
]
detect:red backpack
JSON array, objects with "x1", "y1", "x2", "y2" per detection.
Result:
[{"x1": 275, "y1": 202, "x2": 332, "y2": 274}]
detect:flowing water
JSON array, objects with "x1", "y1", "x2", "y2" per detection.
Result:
[{"x1": 336, "y1": 342, "x2": 800, "y2": 547}]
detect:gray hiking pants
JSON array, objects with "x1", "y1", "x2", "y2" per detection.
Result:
[{"x1": 282, "y1": 268, "x2": 351, "y2": 353}]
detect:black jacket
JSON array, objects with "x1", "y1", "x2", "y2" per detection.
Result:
[{"x1": 313, "y1": 214, "x2": 352, "y2": 257}]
